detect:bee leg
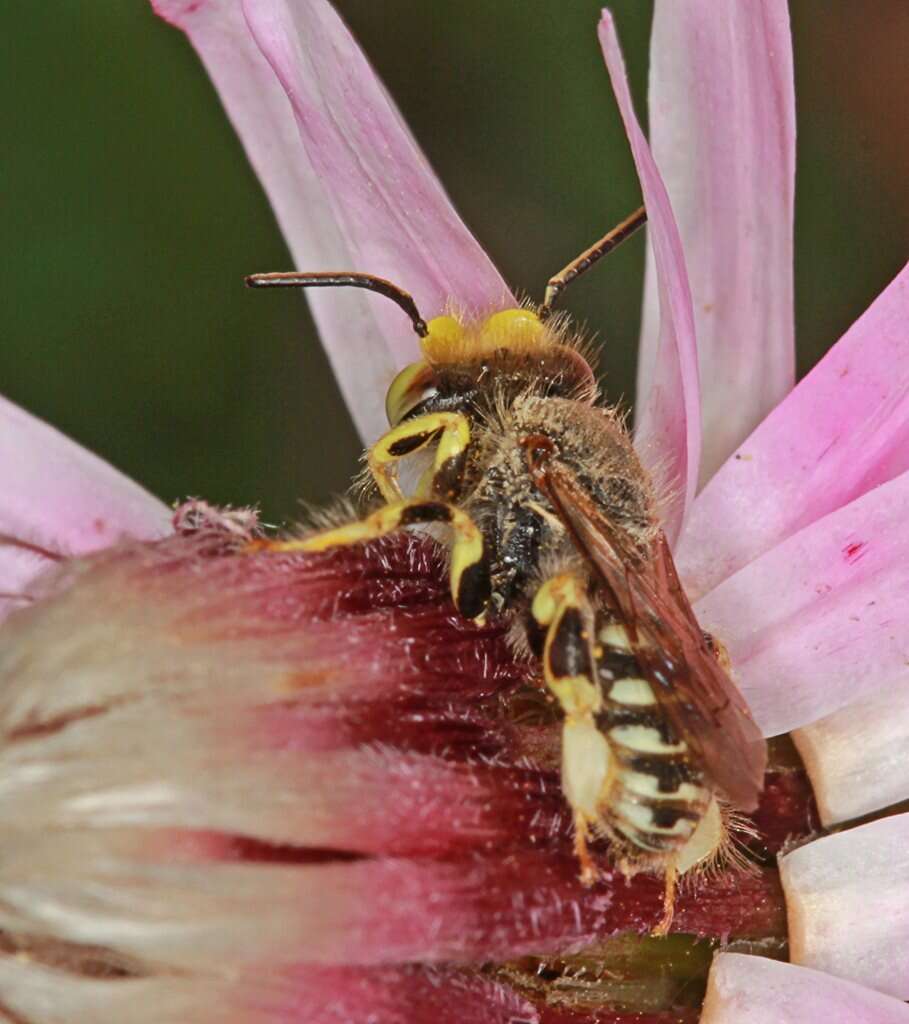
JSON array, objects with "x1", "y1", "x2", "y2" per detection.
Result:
[
  {"x1": 652, "y1": 798, "x2": 728, "y2": 937},
  {"x1": 573, "y1": 810, "x2": 599, "y2": 886},
  {"x1": 249, "y1": 498, "x2": 490, "y2": 623},
  {"x1": 652, "y1": 861, "x2": 679, "y2": 937},
  {"x1": 366, "y1": 411, "x2": 471, "y2": 503},
  {"x1": 531, "y1": 574, "x2": 599, "y2": 713},
  {"x1": 532, "y1": 574, "x2": 612, "y2": 884},
  {"x1": 540, "y1": 205, "x2": 647, "y2": 319}
]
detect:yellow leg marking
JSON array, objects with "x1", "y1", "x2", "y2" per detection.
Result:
[
  {"x1": 536, "y1": 574, "x2": 612, "y2": 886},
  {"x1": 532, "y1": 573, "x2": 600, "y2": 716},
  {"x1": 248, "y1": 499, "x2": 487, "y2": 622},
  {"x1": 367, "y1": 412, "x2": 471, "y2": 503},
  {"x1": 531, "y1": 572, "x2": 586, "y2": 626},
  {"x1": 438, "y1": 504, "x2": 488, "y2": 622}
]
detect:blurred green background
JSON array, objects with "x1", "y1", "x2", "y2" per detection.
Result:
[{"x1": 3, "y1": 3, "x2": 907, "y2": 525}]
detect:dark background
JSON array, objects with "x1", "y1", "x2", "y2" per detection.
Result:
[{"x1": 3, "y1": 3, "x2": 907, "y2": 524}]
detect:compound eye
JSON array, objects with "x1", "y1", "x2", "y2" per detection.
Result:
[{"x1": 385, "y1": 360, "x2": 439, "y2": 426}]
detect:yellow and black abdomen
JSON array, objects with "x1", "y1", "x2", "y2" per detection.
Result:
[{"x1": 593, "y1": 620, "x2": 710, "y2": 856}]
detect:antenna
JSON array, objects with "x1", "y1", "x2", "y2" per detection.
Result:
[
  {"x1": 245, "y1": 271, "x2": 428, "y2": 338},
  {"x1": 540, "y1": 205, "x2": 647, "y2": 320}
]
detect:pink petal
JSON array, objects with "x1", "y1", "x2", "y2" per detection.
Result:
[
  {"x1": 702, "y1": 953, "x2": 909, "y2": 1024},
  {"x1": 0, "y1": 396, "x2": 170, "y2": 618},
  {"x1": 780, "y1": 813, "x2": 909, "y2": 999},
  {"x1": 793, "y1": 686, "x2": 909, "y2": 827},
  {"x1": 598, "y1": 13, "x2": 700, "y2": 543},
  {"x1": 153, "y1": 0, "x2": 514, "y2": 444},
  {"x1": 2, "y1": 526, "x2": 786, "y2": 984},
  {"x1": 695, "y1": 468, "x2": 909, "y2": 736},
  {"x1": 678, "y1": 261, "x2": 909, "y2": 599},
  {"x1": 644, "y1": 2, "x2": 796, "y2": 484}
]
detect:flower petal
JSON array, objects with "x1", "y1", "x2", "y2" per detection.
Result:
[
  {"x1": 695, "y1": 468, "x2": 909, "y2": 736},
  {"x1": 598, "y1": 13, "x2": 700, "y2": 542},
  {"x1": 793, "y1": 686, "x2": 909, "y2": 827},
  {"x1": 0, "y1": 396, "x2": 170, "y2": 618},
  {"x1": 702, "y1": 953, "x2": 909, "y2": 1024},
  {"x1": 780, "y1": 813, "x2": 909, "y2": 999},
  {"x1": 153, "y1": 0, "x2": 514, "y2": 443},
  {"x1": 678, "y1": 261, "x2": 909, "y2": 599},
  {"x1": 0, "y1": 829, "x2": 782, "y2": 970},
  {"x1": 1, "y1": 526, "x2": 788, "y2": 1009},
  {"x1": 0, "y1": 959, "x2": 539, "y2": 1024},
  {"x1": 644, "y1": 2, "x2": 796, "y2": 483}
]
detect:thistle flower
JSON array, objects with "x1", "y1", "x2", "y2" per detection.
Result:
[{"x1": 2, "y1": 2, "x2": 909, "y2": 1022}]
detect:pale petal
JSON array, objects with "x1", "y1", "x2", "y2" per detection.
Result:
[
  {"x1": 598, "y1": 13, "x2": 700, "y2": 542},
  {"x1": 679, "y1": 261, "x2": 909, "y2": 599},
  {"x1": 780, "y1": 813, "x2": 909, "y2": 999},
  {"x1": 794, "y1": 686, "x2": 909, "y2": 827},
  {"x1": 153, "y1": 0, "x2": 514, "y2": 443},
  {"x1": 702, "y1": 953, "x2": 909, "y2": 1024},
  {"x1": 0, "y1": 529, "x2": 786, "y2": 989},
  {"x1": 0, "y1": 959, "x2": 538, "y2": 1024},
  {"x1": 0, "y1": 547, "x2": 49, "y2": 622},
  {"x1": 0, "y1": 396, "x2": 170, "y2": 618},
  {"x1": 644, "y1": 2, "x2": 796, "y2": 484},
  {"x1": 695, "y1": 468, "x2": 909, "y2": 736},
  {"x1": 0, "y1": 827, "x2": 780, "y2": 969}
]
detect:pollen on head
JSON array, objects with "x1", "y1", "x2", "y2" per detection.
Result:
[
  {"x1": 421, "y1": 305, "x2": 563, "y2": 365},
  {"x1": 421, "y1": 314, "x2": 462, "y2": 357},
  {"x1": 483, "y1": 308, "x2": 543, "y2": 336}
]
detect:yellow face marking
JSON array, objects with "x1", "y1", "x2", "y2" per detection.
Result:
[
  {"x1": 609, "y1": 725, "x2": 688, "y2": 755},
  {"x1": 608, "y1": 677, "x2": 656, "y2": 706},
  {"x1": 385, "y1": 360, "x2": 434, "y2": 427}
]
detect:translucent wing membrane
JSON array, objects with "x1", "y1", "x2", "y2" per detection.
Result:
[{"x1": 532, "y1": 452, "x2": 766, "y2": 810}]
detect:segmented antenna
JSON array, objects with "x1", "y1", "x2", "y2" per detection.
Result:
[
  {"x1": 245, "y1": 271, "x2": 428, "y2": 338},
  {"x1": 540, "y1": 205, "x2": 647, "y2": 320}
]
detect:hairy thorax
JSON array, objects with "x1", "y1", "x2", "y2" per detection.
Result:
[{"x1": 464, "y1": 391, "x2": 657, "y2": 615}]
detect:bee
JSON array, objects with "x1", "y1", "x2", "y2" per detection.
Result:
[{"x1": 246, "y1": 207, "x2": 767, "y2": 931}]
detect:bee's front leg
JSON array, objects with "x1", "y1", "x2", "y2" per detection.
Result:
[
  {"x1": 248, "y1": 497, "x2": 490, "y2": 623},
  {"x1": 531, "y1": 573, "x2": 614, "y2": 885},
  {"x1": 367, "y1": 411, "x2": 471, "y2": 503}
]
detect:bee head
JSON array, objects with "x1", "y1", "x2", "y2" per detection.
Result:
[
  {"x1": 242, "y1": 273, "x2": 597, "y2": 427},
  {"x1": 386, "y1": 307, "x2": 597, "y2": 426}
]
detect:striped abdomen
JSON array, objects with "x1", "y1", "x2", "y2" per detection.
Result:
[{"x1": 594, "y1": 619, "x2": 710, "y2": 854}]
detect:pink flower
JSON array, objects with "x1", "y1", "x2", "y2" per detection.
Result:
[{"x1": 2, "y1": 2, "x2": 909, "y2": 1021}]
